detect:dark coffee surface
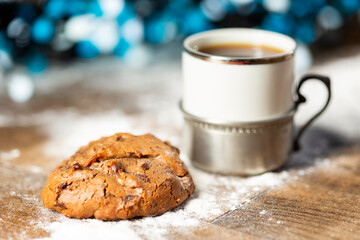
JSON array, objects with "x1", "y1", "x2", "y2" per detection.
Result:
[{"x1": 199, "y1": 43, "x2": 284, "y2": 57}]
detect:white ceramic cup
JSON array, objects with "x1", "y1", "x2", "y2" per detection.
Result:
[{"x1": 182, "y1": 28, "x2": 297, "y2": 122}]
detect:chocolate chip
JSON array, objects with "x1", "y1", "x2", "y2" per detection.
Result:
[
  {"x1": 137, "y1": 173, "x2": 150, "y2": 183},
  {"x1": 129, "y1": 151, "x2": 152, "y2": 159},
  {"x1": 55, "y1": 199, "x2": 67, "y2": 209},
  {"x1": 129, "y1": 152, "x2": 140, "y2": 158},
  {"x1": 124, "y1": 195, "x2": 138, "y2": 203},
  {"x1": 85, "y1": 155, "x2": 104, "y2": 167},
  {"x1": 58, "y1": 182, "x2": 70, "y2": 190},
  {"x1": 103, "y1": 188, "x2": 108, "y2": 199},
  {"x1": 116, "y1": 136, "x2": 125, "y2": 142},
  {"x1": 71, "y1": 163, "x2": 81, "y2": 170},
  {"x1": 141, "y1": 162, "x2": 150, "y2": 171}
]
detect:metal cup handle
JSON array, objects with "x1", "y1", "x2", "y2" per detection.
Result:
[{"x1": 293, "y1": 74, "x2": 332, "y2": 151}]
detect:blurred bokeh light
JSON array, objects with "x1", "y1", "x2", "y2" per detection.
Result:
[{"x1": 0, "y1": 0, "x2": 360, "y2": 102}]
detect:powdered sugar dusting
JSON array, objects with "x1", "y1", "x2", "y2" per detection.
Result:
[
  {"x1": 10, "y1": 108, "x2": 304, "y2": 239},
  {"x1": 35, "y1": 211, "x2": 201, "y2": 240},
  {"x1": 36, "y1": 218, "x2": 141, "y2": 240},
  {"x1": 181, "y1": 167, "x2": 292, "y2": 220},
  {"x1": 0, "y1": 90, "x2": 333, "y2": 240}
]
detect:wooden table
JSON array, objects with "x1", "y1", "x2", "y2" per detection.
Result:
[{"x1": 0, "y1": 49, "x2": 359, "y2": 239}]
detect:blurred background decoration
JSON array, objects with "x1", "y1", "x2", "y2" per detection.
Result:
[{"x1": 1, "y1": 0, "x2": 360, "y2": 102}]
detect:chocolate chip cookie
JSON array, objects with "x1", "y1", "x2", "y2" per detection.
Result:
[{"x1": 41, "y1": 133, "x2": 195, "y2": 220}]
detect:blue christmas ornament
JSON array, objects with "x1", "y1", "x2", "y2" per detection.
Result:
[
  {"x1": 75, "y1": 41, "x2": 100, "y2": 59},
  {"x1": 200, "y1": 0, "x2": 229, "y2": 21},
  {"x1": 44, "y1": 0, "x2": 67, "y2": 20},
  {"x1": 290, "y1": 0, "x2": 326, "y2": 18},
  {"x1": 335, "y1": 0, "x2": 360, "y2": 15},
  {"x1": 25, "y1": 50, "x2": 47, "y2": 73},
  {"x1": 262, "y1": 0, "x2": 290, "y2": 13},
  {"x1": 261, "y1": 13, "x2": 294, "y2": 36},
  {"x1": 99, "y1": 0, "x2": 125, "y2": 19},
  {"x1": 293, "y1": 20, "x2": 315, "y2": 44},
  {"x1": 289, "y1": 0, "x2": 308, "y2": 17},
  {"x1": 145, "y1": 13, "x2": 178, "y2": 44},
  {"x1": 88, "y1": 0, "x2": 103, "y2": 16},
  {"x1": 121, "y1": 17, "x2": 144, "y2": 45},
  {"x1": 166, "y1": 0, "x2": 192, "y2": 14},
  {"x1": 114, "y1": 37, "x2": 131, "y2": 57},
  {"x1": 66, "y1": 0, "x2": 87, "y2": 16},
  {"x1": 7, "y1": 18, "x2": 31, "y2": 48},
  {"x1": 117, "y1": 1, "x2": 136, "y2": 25},
  {"x1": 181, "y1": 7, "x2": 213, "y2": 35},
  {"x1": 317, "y1": 6, "x2": 343, "y2": 30},
  {"x1": 89, "y1": 19, "x2": 120, "y2": 54},
  {"x1": 31, "y1": 17, "x2": 56, "y2": 44}
]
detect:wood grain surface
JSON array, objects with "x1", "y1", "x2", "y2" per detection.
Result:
[{"x1": 213, "y1": 150, "x2": 360, "y2": 240}]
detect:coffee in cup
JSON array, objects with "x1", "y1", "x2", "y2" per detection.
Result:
[{"x1": 180, "y1": 28, "x2": 331, "y2": 175}]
